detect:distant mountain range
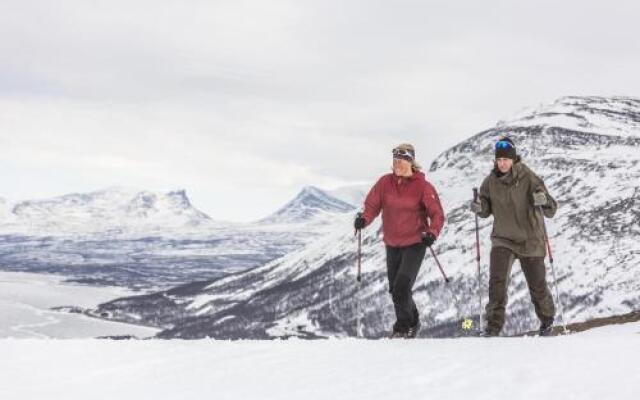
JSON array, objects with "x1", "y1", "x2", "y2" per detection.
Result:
[
  {"x1": 0, "y1": 185, "x2": 365, "y2": 235},
  {"x1": 0, "y1": 185, "x2": 361, "y2": 289},
  {"x1": 1, "y1": 187, "x2": 215, "y2": 235}
]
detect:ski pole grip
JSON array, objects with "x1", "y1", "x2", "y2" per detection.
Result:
[
  {"x1": 354, "y1": 211, "x2": 364, "y2": 235},
  {"x1": 473, "y1": 187, "x2": 478, "y2": 202}
]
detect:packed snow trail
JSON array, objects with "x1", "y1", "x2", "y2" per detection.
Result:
[{"x1": 1, "y1": 323, "x2": 639, "y2": 400}]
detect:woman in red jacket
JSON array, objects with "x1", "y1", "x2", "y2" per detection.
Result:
[{"x1": 354, "y1": 143, "x2": 445, "y2": 338}]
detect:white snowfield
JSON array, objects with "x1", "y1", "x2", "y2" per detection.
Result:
[
  {"x1": 0, "y1": 271, "x2": 159, "y2": 339},
  {"x1": 1, "y1": 323, "x2": 639, "y2": 400}
]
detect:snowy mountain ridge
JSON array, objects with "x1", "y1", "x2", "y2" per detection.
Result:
[
  {"x1": 497, "y1": 96, "x2": 640, "y2": 137},
  {"x1": 259, "y1": 186, "x2": 356, "y2": 224},
  {"x1": 1, "y1": 187, "x2": 216, "y2": 235}
]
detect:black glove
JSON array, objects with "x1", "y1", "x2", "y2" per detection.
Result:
[
  {"x1": 354, "y1": 214, "x2": 366, "y2": 230},
  {"x1": 421, "y1": 232, "x2": 436, "y2": 247}
]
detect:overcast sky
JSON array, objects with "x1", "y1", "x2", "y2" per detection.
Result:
[{"x1": 1, "y1": 0, "x2": 639, "y2": 221}]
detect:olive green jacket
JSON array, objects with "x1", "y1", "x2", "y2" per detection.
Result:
[{"x1": 477, "y1": 159, "x2": 558, "y2": 257}]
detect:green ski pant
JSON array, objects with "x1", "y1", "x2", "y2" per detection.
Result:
[{"x1": 485, "y1": 246, "x2": 555, "y2": 333}]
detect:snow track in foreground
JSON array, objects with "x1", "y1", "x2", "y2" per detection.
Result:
[{"x1": 1, "y1": 322, "x2": 639, "y2": 400}]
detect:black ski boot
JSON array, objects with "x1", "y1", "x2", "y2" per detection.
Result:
[
  {"x1": 480, "y1": 328, "x2": 500, "y2": 338},
  {"x1": 406, "y1": 320, "x2": 421, "y2": 339},
  {"x1": 538, "y1": 320, "x2": 554, "y2": 337},
  {"x1": 388, "y1": 330, "x2": 407, "y2": 339}
]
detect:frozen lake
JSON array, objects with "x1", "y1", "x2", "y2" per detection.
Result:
[{"x1": 0, "y1": 271, "x2": 159, "y2": 338}]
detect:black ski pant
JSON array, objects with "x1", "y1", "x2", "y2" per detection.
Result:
[
  {"x1": 485, "y1": 246, "x2": 556, "y2": 334},
  {"x1": 385, "y1": 241, "x2": 427, "y2": 332}
]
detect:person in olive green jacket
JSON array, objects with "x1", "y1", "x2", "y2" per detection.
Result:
[{"x1": 471, "y1": 136, "x2": 558, "y2": 336}]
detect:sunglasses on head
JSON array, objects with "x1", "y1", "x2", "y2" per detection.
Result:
[
  {"x1": 495, "y1": 140, "x2": 515, "y2": 150},
  {"x1": 392, "y1": 148, "x2": 414, "y2": 159}
]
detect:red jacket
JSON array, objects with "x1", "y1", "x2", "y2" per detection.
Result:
[{"x1": 362, "y1": 171, "x2": 445, "y2": 247}]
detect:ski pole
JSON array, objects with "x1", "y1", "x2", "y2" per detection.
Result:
[
  {"x1": 428, "y1": 246, "x2": 450, "y2": 283},
  {"x1": 356, "y1": 227, "x2": 362, "y2": 283},
  {"x1": 428, "y1": 246, "x2": 464, "y2": 328},
  {"x1": 354, "y1": 213, "x2": 363, "y2": 337},
  {"x1": 538, "y1": 205, "x2": 567, "y2": 333},
  {"x1": 473, "y1": 188, "x2": 483, "y2": 332}
]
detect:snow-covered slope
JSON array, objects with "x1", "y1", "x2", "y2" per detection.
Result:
[
  {"x1": 259, "y1": 186, "x2": 356, "y2": 224},
  {"x1": 1, "y1": 323, "x2": 640, "y2": 400},
  {"x1": 93, "y1": 96, "x2": 640, "y2": 338}
]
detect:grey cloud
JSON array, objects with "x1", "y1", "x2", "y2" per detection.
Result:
[{"x1": 1, "y1": 0, "x2": 639, "y2": 220}]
